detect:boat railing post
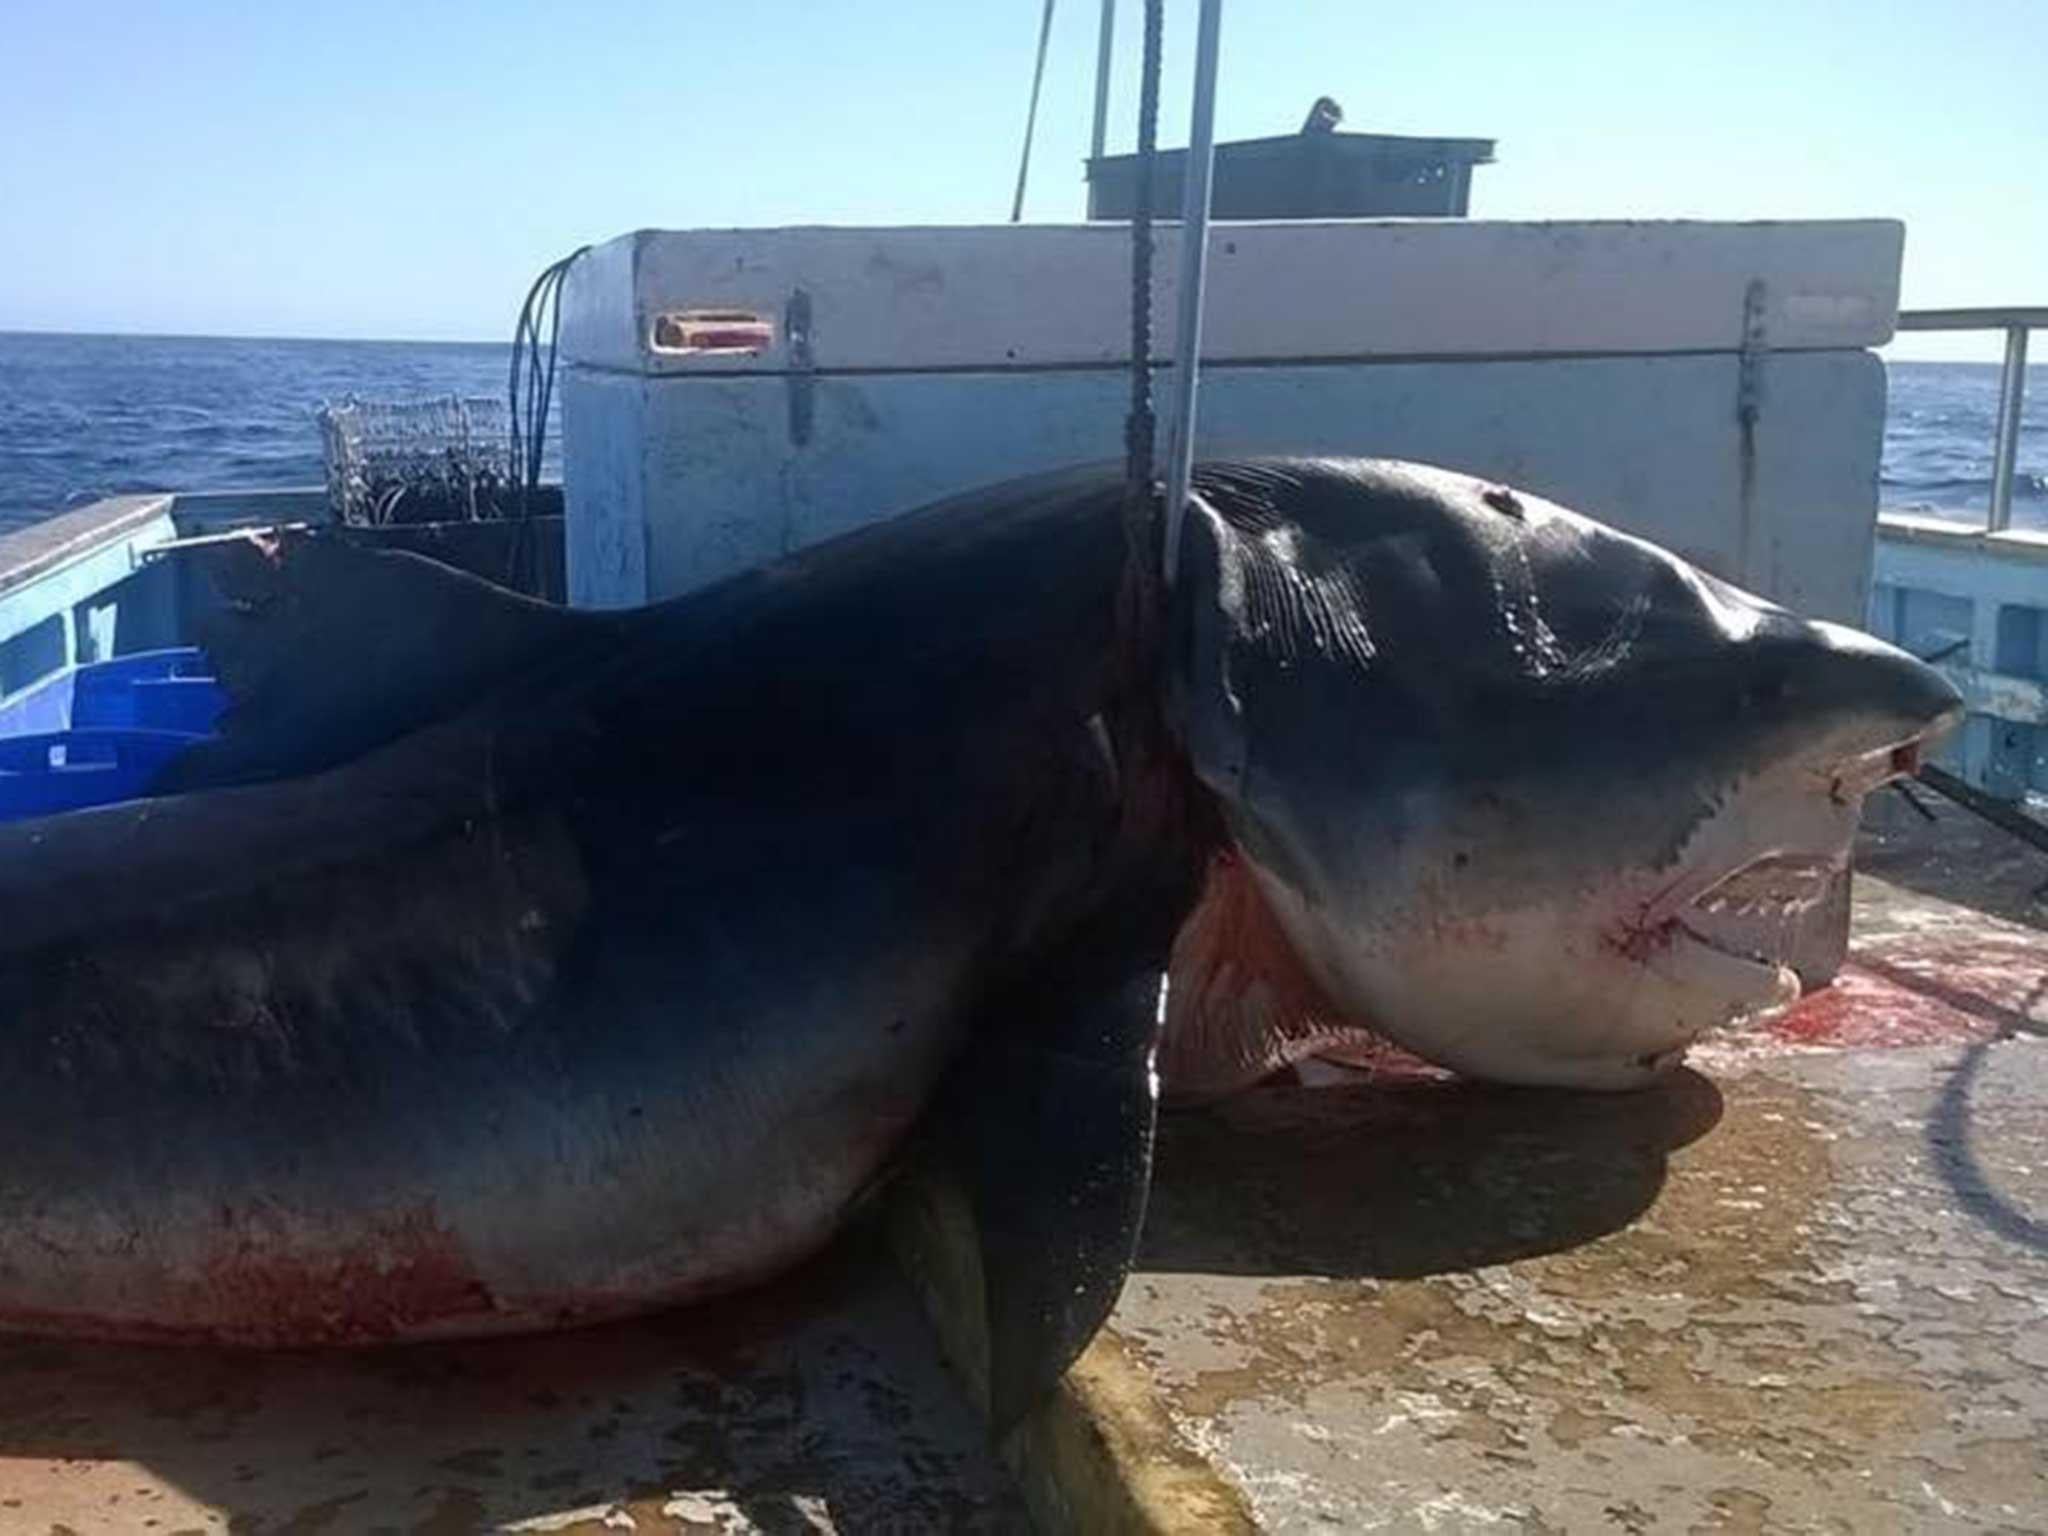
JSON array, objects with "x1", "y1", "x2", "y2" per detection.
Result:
[
  {"x1": 1989, "y1": 322, "x2": 2030, "y2": 533},
  {"x1": 1090, "y1": 0, "x2": 1117, "y2": 165},
  {"x1": 1892, "y1": 307, "x2": 2044, "y2": 533},
  {"x1": 1162, "y1": 0, "x2": 1224, "y2": 586}
]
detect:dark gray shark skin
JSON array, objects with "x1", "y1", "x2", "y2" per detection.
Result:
[
  {"x1": 0, "y1": 466, "x2": 1193, "y2": 1430},
  {"x1": 0, "y1": 459, "x2": 1958, "y2": 1429}
]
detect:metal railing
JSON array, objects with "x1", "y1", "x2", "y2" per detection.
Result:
[{"x1": 1895, "y1": 306, "x2": 2045, "y2": 532}]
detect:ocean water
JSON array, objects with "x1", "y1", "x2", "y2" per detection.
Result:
[
  {"x1": 0, "y1": 332, "x2": 526, "y2": 530},
  {"x1": 1878, "y1": 359, "x2": 2047, "y2": 524},
  {"x1": 0, "y1": 331, "x2": 2040, "y2": 531}
]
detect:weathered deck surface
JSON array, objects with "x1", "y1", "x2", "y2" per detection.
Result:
[
  {"x1": 1116, "y1": 795, "x2": 2048, "y2": 1532},
  {"x1": 0, "y1": 1231, "x2": 1028, "y2": 1534}
]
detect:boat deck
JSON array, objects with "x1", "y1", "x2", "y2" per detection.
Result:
[
  {"x1": 0, "y1": 796, "x2": 2040, "y2": 1533},
  {"x1": 1115, "y1": 793, "x2": 2048, "y2": 1531},
  {"x1": 0, "y1": 1232, "x2": 1029, "y2": 1533}
]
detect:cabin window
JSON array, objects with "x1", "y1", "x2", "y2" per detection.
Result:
[{"x1": 0, "y1": 615, "x2": 67, "y2": 702}]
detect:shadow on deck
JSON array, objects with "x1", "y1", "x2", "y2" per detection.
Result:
[{"x1": 1143, "y1": 1072, "x2": 1723, "y2": 1282}]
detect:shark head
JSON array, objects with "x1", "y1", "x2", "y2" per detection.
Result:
[{"x1": 1165, "y1": 459, "x2": 1962, "y2": 1093}]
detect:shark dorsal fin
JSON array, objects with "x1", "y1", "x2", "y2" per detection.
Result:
[{"x1": 155, "y1": 530, "x2": 602, "y2": 792}]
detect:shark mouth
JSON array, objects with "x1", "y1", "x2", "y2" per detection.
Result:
[
  {"x1": 1668, "y1": 852, "x2": 1842, "y2": 1001},
  {"x1": 1630, "y1": 730, "x2": 1946, "y2": 1014},
  {"x1": 1617, "y1": 852, "x2": 1840, "y2": 1017}
]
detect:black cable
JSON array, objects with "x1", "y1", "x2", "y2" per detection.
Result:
[
  {"x1": 1010, "y1": 0, "x2": 1059, "y2": 222},
  {"x1": 503, "y1": 247, "x2": 588, "y2": 597},
  {"x1": 526, "y1": 268, "x2": 557, "y2": 488},
  {"x1": 509, "y1": 276, "x2": 538, "y2": 512},
  {"x1": 519, "y1": 267, "x2": 557, "y2": 494},
  {"x1": 1919, "y1": 763, "x2": 2048, "y2": 860},
  {"x1": 535, "y1": 257, "x2": 575, "y2": 491},
  {"x1": 508, "y1": 276, "x2": 537, "y2": 504},
  {"x1": 508, "y1": 248, "x2": 589, "y2": 519},
  {"x1": 1892, "y1": 779, "x2": 1938, "y2": 822}
]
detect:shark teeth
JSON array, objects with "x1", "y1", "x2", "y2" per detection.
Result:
[
  {"x1": 1668, "y1": 852, "x2": 1840, "y2": 990},
  {"x1": 1696, "y1": 890, "x2": 1821, "y2": 918},
  {"x1": 1617, "y1": 851, "x2": 1840, "y2": 1009},
  {"x1": 1688, "y1": 853, "x2": 1839, "y2": 914},
  {"x1": 1650, "y1": 920, "x2": 1801, "y2": 1012}
]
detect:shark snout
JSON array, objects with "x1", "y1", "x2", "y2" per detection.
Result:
[
  {"x1": 1785, "y1": 618, "x2": 1965, "y2": 764},
  {"x1": 1810, "y1": 619, "x2": 1964, "y2": 724}
]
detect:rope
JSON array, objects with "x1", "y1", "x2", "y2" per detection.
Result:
[
  {"x1": 1122, "y1": 0, "x2": 1165, "y2": 556},
  {"x1": 1009, "y1": 0, "x2": 1059, "y2": 223},
  {"x1": 1108, "y1": 0, "x2": 1169, "y2": 739},
  {"x1": 1097, "y1": 0, "x2": 1220, "y2": 932}
]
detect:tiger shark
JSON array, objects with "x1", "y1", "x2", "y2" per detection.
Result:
[{"x1": 0, "y1": 458, "x2": 1956, "y2": 1428}]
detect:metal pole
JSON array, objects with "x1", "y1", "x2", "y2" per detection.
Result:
[
  {"x1": 1089, "y1": 0, "x2": 1116, "y2": 164},
  {"x1": 1011, "y1": 0, "x2": 1059, "y2": 223},
  {"x1": 1162, "y1": 0, "x2": 1223, "y2": 586},
  {"x1": 1989, "y1": 324, "x2": 2030, "y2": 533}
]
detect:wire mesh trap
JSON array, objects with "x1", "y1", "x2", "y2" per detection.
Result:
[{"x1": 317, "y1": 395, "x2": 518, "y2": 527}]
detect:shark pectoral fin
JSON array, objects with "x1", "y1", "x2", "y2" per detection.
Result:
[
  {"x1": 157, "y1": 529, "x2": 599, "y2": 792},
  {"x1": 903, "y1": 967, "x2": 1161, "y2": 1434},
  {"x1": 1159, "y1": 847, "x2": 1366, "y2": 1102}
]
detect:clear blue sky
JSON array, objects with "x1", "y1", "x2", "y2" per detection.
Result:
[{"x1": 1, "y1": 0, "x2": 2039, "y2": 358}]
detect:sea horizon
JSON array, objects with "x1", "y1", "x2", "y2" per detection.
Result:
[
  {"x1": 0, "y1": 326, "x2": 507, "y2": 349},
  {"x1": 0, "y1": 332, "x2": 2039, "y2": 531}
]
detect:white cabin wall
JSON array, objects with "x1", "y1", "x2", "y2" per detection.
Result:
[{"x1": 560, "y1": 220, "x2": 1901, "y2": 625}]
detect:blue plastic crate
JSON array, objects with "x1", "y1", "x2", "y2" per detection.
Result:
[
  {"x1": 73, "y1": 649, "x2": 228, "y2": 735},
  {"x1": 0, "y1": 729, "x2": 207, "y2": 822},
  {"x1": 0, "y1": 648, "x2": 225, "y2": 736},
  {"x1": 0, "y1": 649, "x2": 227, "y2": 823}
]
